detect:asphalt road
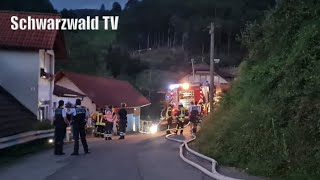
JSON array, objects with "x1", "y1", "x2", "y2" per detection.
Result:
[{"x1": 0, "y1": 132, "x2": 212, "y2": 180}]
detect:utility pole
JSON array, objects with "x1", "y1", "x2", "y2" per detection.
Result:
[
  {"x1": 147, "y1": 32, "x2": 150, "y2": 49},
  {"x1": 191, "y1": 58, "x2": 195, "y2": 82},
  {"x1": 209, "y1": 22, "x2": 215, "y2": 114},
  {"x1": 149, "y1": 68, "x2": 152, "y2": 101}
]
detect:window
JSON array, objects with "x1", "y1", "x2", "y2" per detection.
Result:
[{"x1": 40, "y1": 68, "x2": 47, "y2": 78}]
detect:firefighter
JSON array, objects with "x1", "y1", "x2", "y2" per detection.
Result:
[
  {"x1": 189, "y1": 102, "x2": 200, "y2": 134},
  {"x1": 197, "y1": 99, "x2": 204, "y2": 116},
  {"x1": 70, "y1": 99, "x2": 90, "y2": 155},
  {"x1": 95, "y1": 108, "x2": 105, "y2": 138},
  {"x1": 53, "y1": 100, "x2": 69, "y2": 155},
  {"x1": 166, "y1": 103, "x2": 174, "y2": 134},
  {"x1": 104, "y1": 105, "x2": 115, "y2": 140},
  {"x1": 175, "y1": 103, "x2": 188, "y2": 135},
  {"x1": 118, "y1": 103, "x2": 128, "y2": 139}
]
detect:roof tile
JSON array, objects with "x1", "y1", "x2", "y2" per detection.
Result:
[{"x1": 0, "y1": 11, "x2": 60, "y2": 50}]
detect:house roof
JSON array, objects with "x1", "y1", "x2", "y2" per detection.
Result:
[
  {"x1": 194, "y1": 63, "x2": 210, "y2": 71},
  {"x1": 0, "y1": 11, "x2": 67, "y2": 58},
  {"x1": 53, "y1": 85, "x2": 85, "y2": 97},
  {"x1": 55, "y1": 72, "x2": 151, "y2": 108}
]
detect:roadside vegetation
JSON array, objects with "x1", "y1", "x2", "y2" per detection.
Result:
[
  {"x1": 196, "y1": 0, "x2": 320, "y2": 179},
  {"x1": 32, "y1": 120, "x2": 54, "y2": 130},
  {"x1": 0, "y1": 139, "x2": 53, "y2": 167}
]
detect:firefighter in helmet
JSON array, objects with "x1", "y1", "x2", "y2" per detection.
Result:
[
  {"x1": 175, "y1": 102, "x2": 188, "y2": 135},
  {"x1": 165, "y1": 103, "x2": 174, "y2": 134}
]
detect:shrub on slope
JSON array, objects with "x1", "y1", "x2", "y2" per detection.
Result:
[{"x1": 196, "y1": 0, "x2": 320, "y2": 178}]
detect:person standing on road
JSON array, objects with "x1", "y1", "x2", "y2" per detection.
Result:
[
  {"x1": 53, "y1": 100, "x2": 69, "y2": 155},
  {"x1": 95, "y1": 108, "x2": 105, "y2": 138},
  {"x1": 189, "y1": 102, "x2": 200, "y2": 134},
  {"x1": 118, "y1": 103, "x2": 128, "y2": 139},
  {"x1": 104, "y1": 105, "x2": 116, "y2": 140},
  {"x1": 166, "y1": 103, "x2": 174, "y2": 135},
  {"x1": 175, "y1": 103, "x2": 188, "y2": 135},
  {"x1": 70, "y1": 99, "x2": 90, "y2": 155}
]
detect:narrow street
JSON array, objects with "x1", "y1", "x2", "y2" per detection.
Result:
[{"x1": 0, "y1": 132, "x2": 212, "y2": 180}]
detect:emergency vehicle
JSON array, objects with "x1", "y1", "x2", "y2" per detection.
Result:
[{"x1": 165, "y1": 82, "x2": 210, "y2": 114}]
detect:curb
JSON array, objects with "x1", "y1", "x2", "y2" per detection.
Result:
[{"x1": 165, "y1": 133, "x2": 242, "y2": 180}]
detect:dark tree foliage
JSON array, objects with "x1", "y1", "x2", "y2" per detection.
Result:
[
  {"x1": 105, "y1": 45, "x2": 149, "y2": 78},
  {"x1": 118, "y1": 0, "x2": 276, "y2": 66},
  {"x1": 100, "y1": 4, "x2": 106, "y2": 12},
  {"x1": 0, "y1": 0, "x2": 56, "y2": 13},
  {"x1": 111, "y1": 2, "x2": 122, "y2": 15}
]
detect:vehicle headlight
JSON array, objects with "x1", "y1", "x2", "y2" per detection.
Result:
[
  {"x1": 150, "y1": 125, "x2": 158, "y2": 134},
  {"x1": 48, "y1": 138, "x2": 54, "y2": 144}
]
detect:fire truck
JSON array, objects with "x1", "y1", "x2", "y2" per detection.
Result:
[{"x1": 165, "y1": 82, "x2": 210, "y2": 113}]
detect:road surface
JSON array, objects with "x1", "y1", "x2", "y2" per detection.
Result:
[{"x1": 0, "y1": 132, "x2": 212, "y2": 180}]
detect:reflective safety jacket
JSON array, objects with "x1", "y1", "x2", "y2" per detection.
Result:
[
  {"x1": 96, "y1": 112, "x2": 105, "y2": 126},
  {"x1": 166, "y1": 107, "x2": 173, "y2": 119},
  {"x1": 177, "y1": 107, "x2": 187, "y2": 121},
  {"x1": 104, "y1": 109, "x2": 114, "y2": 123}
]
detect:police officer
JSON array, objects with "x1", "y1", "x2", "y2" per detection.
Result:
[
  {"x1": 118, "y1": 103, "x2": 128, "y2": 139},
  {"x1": 70, "y1": 99, "x2": 90, "y2": 155},
  {"x1": 189, "y1": 102, "x2": 200, "y2": 134},
  {"x1": 175, "y1": 103, "x2": 188, "y2": 135},
  {"x1": 53, "y1": 100, "x2": 69, "y2": 155},
  {"x1": 166, "y1": 104, "x2": 174, "y2": 135},
  {"x1": 104, "y1": 105, "x2": 115, "y2": 140}
]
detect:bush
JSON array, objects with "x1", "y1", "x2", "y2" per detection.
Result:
[{"x1": 196, "y1": 0, "x2": 320, "y2": 179}]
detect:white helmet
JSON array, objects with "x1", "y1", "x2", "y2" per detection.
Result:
[{"x1": 178, "y1": 102, "x2": 183, "y2": 106}]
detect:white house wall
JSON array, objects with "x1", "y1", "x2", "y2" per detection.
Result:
[
  {"x1": 55, "y1": 77, "x2": 96, "y2": 114},
  {"x1": 126, "y1": 114, "x2": 134, "y2": 132},
  {"x1": 0, "y1": 50, "x2": 39, "y2": 115},
  {"x1": 38, "y1": 50, "x2": 55, "y2": 120}
]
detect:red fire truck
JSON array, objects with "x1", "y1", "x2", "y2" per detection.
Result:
[{"x1": 165, "y1": 83, "x2": 209, "y2": 113}]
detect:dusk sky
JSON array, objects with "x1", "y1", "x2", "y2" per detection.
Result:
[{"x1": 50, "y1": 0, "x2": 127, "y2": 10}]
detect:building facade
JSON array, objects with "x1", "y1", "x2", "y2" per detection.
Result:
[{"x1": 0, "y1": 11, "x2": 66, "y2": 121}]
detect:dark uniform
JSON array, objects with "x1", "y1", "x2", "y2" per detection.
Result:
[
  {"x1": 72, "y1": 105, "x2": 89, "y2": 154},
  {"x1": 118, "y1": 108, "x2": 127, "y2": 139},
  {"x1": 175, "y1": 106, "x2": 188, "y2": 135},
  {"x1": 53, "y1": 107, "x2": 67, "y2": 155},
  {"x1": 189, "y1": 105, "x2": 200, "y2": 134},
  {"x1": 166, "y1": 106, "x2": 173, "y2": 134}
]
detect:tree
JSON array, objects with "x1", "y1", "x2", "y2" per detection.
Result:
[
  {"x1": 125, "y1": 0, "x2": 139, "y2": 9},
  {"x1": 104, "y1": 45, "x2": 149, "y2": 79},
  {"x1": 100, "y1": 4, "x2": 106, "y2": 12},
  {"x1": 111, "y1": 2, "x2": 122, "y2": 15}
]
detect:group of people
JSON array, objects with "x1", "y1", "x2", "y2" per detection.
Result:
[
  {"x1": 53, "y1": 99, "x2": 128, "y2": 156},
  {"x1": 163, "y1": 102, "x2": 201, "y2": 135},
  {"x1": 90, "y1": 103, "x2": 128, "y2": 140},
  {"x1": 53, "y1": 99, "x2": 89, "y2": 156}
]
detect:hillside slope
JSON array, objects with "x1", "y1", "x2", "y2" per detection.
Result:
[{"x1": 196, "y1": 0, "x2": 320, "y2": 179}]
